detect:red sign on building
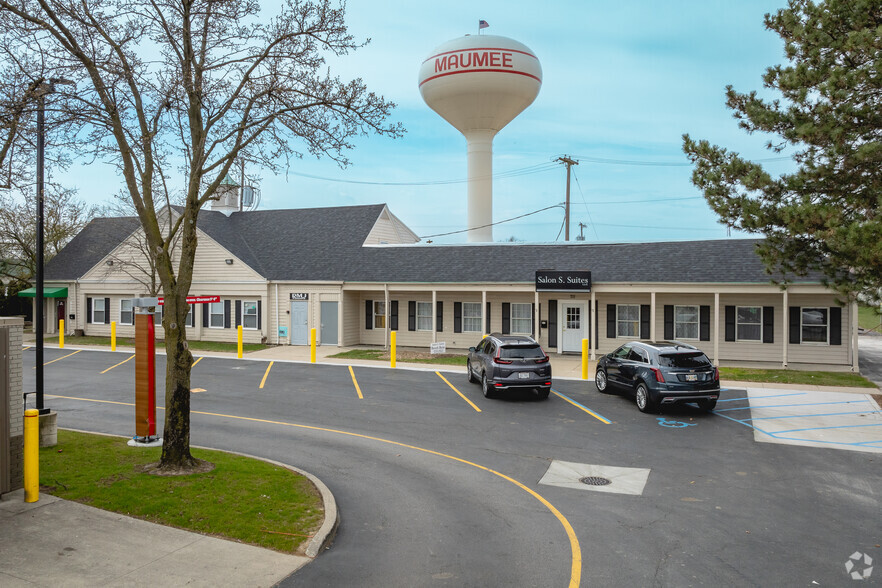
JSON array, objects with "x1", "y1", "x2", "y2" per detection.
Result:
[{"x1": 157, "y1": 295, "x2": 220, "y2": 305}]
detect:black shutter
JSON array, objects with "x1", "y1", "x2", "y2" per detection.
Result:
[
  {"x1": 700, "y1": 305, "x2": 710, "y2": 341},
  {"x1": 87, "y1": 297, "x2": 92, "y2": 324},
  {"x1": 365, "y1": 300, "x2": 372, "y2": 330},
  {"x1": 664, "y1": 305, "x2": 674, "y2": 340},
  {"x1": 390, "y1": 301, "x2": 398, "y2": 331},
  {"x1": 453, "y1": 302, "x2": 462, "y2": 333},
  {"x1": 104, "y1": 298, "x2": 110, "y2": 324},
  {"x1": 762, "y1": 306, "x2": 773, "y2": 343},
  {"x1": 486, "y1": 302, "x2": 491, "y2": 333},
  {"x1": 595, "y1": 303, "x2": 599, "y2": 349},
  {"x1": 235, "y1": 300, "x2": 242, "y2": 327},
  {"x1": 607, "y1": 304, "x2": 616, "y2": 339},
  {"x1": 830, "y1": 307, "x2": 842, "y2": 345},
  {"x1": 548, "y1": 300, "x2": 558, "y2": 348},
  {"x1": 531, "y1": 303, "x2": 536, "y2": 338},
  {"x1": 257, "y1": 301, "x2": 262, "y2": 330},
  {"x1": 408, "y1": 301, "x2": 416, "y2": 331},
  {"x1": 789, "y1": 306, "x2": 801, "y2": 344},
  {"x1": 436, "y1": 301, "x2": 443, "y2": 332},
  {"x1": 223, "y1": 300, "x2": 231, "y2": 329},
  {"x1": 502, "y1": 303, "x2": 511, "y2": 334},
  {"x1": 725, "y1": 306, "x2": 736, "y2": 341},
  {"x1": 203, "y1": 303, "x2": 209, "y2": 328},
  {"x1": 640, "y1": 304, "x2": 650, "y2": 340}
]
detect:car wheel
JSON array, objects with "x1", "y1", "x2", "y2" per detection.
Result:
[
  {"x1": 595, "y1": 368, "x2": 609, "y2": 393},
  {"x1": 467, "y1": 362, "x2": 476, "y2": 384},
  {"x1": 697, "y1": 398, "x2": 717, "y2": 411},
  {"x1": 635, "y1": 383, "x2": 657, "y2": 413},
  {"x1": 482, "y1": 372, "x2": 494, "y2": 399}
]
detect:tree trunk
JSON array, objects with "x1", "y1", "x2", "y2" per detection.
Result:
[{"x1": 158, "y1": 294, "x2": 198, "y2": 468}]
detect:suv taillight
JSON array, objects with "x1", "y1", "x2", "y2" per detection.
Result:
[
  {"x1": 713, "y1": 367, "x2": 719, "y2": 381},
  {"x1": 493, "y1": 356, "x2": 512, "y2": 364},
  {"x1": 535, "y1": 355, "x2": 549, "y2": 364},
  {"x1": 650, "y1": 367, "x2": 665, "y2": 383}
]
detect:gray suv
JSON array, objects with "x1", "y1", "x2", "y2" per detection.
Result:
[
  {"x1": 595, "y1": 341, "x2": 720, "y2": 413},
  {"x1": 467, "y1": 334, "x2": 552, "y2": 400}
]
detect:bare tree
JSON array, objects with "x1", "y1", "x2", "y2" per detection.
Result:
[
  {"x1": 0, "y1": 0, "x2": 402, "y2": 470},
  {"x1": 0, "y1": 185, "x2": 95, "y2": 281}
]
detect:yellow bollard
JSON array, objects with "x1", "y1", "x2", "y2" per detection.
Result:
[
  {"x1": 111, "y1": 321, "x2": 117, "y2": 351},
  {"x1": 310, "y1": 328, "x2": 316, "y2": 363},
  {"x1": 59, "y1": 319, "x2": 64, "y2": 349},
  {"x1": 582, "y1": 338, "x2": 589, "y2": 380},
  {"x1": 24, "y1": 409, "x2": 39, "y2": 503},
  {"x1": 391, "y1": 330, "x2": 397, "y2": 368},
  {"x1": 237, "y1": 325, "x2": 243, "y2": 358}
]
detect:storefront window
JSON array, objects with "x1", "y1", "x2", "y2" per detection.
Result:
[
  {"x1": 209, "y1": 301, "x2": 224, "y2": 328},
  {"x1": 463, "y1": 302, "x2": 482, "y2": 332},
  {"x1": 736, "y1": 306, "x2": 762, "y2": 341},
  {"x1": 119, "y1": 299, "x2": 133, "y2": 325},
  {"x1": 674, "y1": 305, "x2": 699, "y2": 340},
  {"x1": 92, "y1": 298, "x2": 105, "y2": 324},
  {"x1": 617, "y1": 305, "x2": 639, "y2": 337},
  {"x1": 801, "y1": 307, "x2": 828, "y2": 343},
  {"x1": 416, "y1": 301, "x2": 432, "y2": 331},
  {"x1": 373, "y1": 301, "x2": 385, "y2": 329},
  {"x1": 243, "y1": 301, "x2": 258, "y2": 329},
  {"x1": 511, "y1": 303, "x2": 532, "y2": 334}
]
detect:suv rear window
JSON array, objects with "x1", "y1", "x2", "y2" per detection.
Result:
[
  {"x1": 658, "y1": 352, "x2": 712, "y2": 368},
  {"x1": 500, "y1": 345, "x2": 544, "y2": 359}
]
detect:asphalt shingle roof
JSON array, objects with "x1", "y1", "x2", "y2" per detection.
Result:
[{"x1": 46, "y1": 203, "x2": 817, "y2": 285}]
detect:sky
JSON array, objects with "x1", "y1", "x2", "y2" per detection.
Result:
[{"x1": 62, "y1": 0, "x2": 796, "y2": 244}]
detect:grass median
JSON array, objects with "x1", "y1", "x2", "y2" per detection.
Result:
[
  {"x1": 40, "y1": 430, "x2": 324, "y2": 554},
  {"x1": 718, "y1": 367, "x2": 876, "y2": 388},
  {"x1": 330, "y1": 348, "x2": 467, "y2": 365}
]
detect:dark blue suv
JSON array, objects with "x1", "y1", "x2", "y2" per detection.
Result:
[
  {"x1": 595, "y1": 341, "x2": 719, "y2": 412},
  {"x1": 467, "y1": 334, "x2": 552, "y2": 400}
]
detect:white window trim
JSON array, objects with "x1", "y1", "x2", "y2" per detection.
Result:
[
  {"x1": 510, "y1": 302, "x2": 532, "y2": 335},
  {"x1": 92, "y1": 298, "x2": 106, "y2": 324},
  {"x1": 735, "y1": 305, "x2": 762, "y2": 343},
  {"x1": 243, "y1": 300, "x2": 259, "y2": 330},
  {"x1": 800, "y1": 306, "x2": 829, "y2": 345},
  {"x1": 416, "y1": 301, "x2": 433, "y2": 332},
  {"x1": 119, "y1": 300, "x2": 134, "y2": 326},
  {"x1": 462, "y1": 301, "x2": 482, "y2": 333},
  {"x1": 186, "y1": 305, "x2": 194, "y2": 328},
  {"x1": 616, "y1": 304, "x2": 640, "y2": 339},
  {"x1": 209, "y1": 301, "x2": 225, "y2": 329},
  {"x1": 674, "y1": 304, "x2": 700, "y2": 341}
]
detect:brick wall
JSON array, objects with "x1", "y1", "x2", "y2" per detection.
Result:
[{"x1": 2, "y1": 317, "x2": 23, "y2": 494}]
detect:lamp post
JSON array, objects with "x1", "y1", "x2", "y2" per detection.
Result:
[{"x1": 34, "y1": 77, "x2": 73, "y2": 415}]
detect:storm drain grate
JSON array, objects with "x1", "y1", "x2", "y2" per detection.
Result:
[{"x1": 579, "y1": 476, "x2": 611, "y2": 486}]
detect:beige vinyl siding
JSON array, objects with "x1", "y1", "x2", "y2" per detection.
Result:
[
  {"x1": 342, "y1": 290, "x2": 360, "y2": 346},
  {"x1": 272, "y1": 285, "x2": 342, "y2": 345},
  {"x1": 786, "y1": 295, "x2": 849, "y2": 368},
  {"x1": 716, "y1": 294, "x2": 783, "y2": 364},
  {"x1": 363, "y1": 208, "x2": 419, "y2": 245}
]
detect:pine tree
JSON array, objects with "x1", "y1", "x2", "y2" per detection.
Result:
[{"x1": 683, "y1": 0, "x2": 882, "y2": 304}]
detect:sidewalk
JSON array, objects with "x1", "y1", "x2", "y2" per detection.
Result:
[{"x1": 0, "y1": 490, "x2": 310, "y2": 587}]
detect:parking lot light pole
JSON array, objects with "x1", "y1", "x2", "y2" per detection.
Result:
[{"x1": 34, "y1": 77, "x2": 74, "y2": 415}]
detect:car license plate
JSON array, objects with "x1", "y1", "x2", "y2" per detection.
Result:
[
  {"x1": 685, "y1": 374, "x2": 698, "y2": 382},
  {"x1": 518, "y1": 372, "x2": 530, "y2": 379}
]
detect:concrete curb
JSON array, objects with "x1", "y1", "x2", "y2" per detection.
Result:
[{"x1": 61, "y1": 428, "x2": 338, "y2": 560}]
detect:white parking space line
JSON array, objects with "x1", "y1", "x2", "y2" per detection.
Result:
[{"x1": 717, "y1": 389, "x2": 882, "y2": 454}]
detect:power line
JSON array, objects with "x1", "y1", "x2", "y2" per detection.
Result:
[
  {"x1": 288, "y1": 162, "x2": 557, "y2": 186},
  {"x1": 567, "y1": 154, "x2": 792, "y2": 167},
  {"x1": 420, "y1": 203, "x2": 564, "y2": 239}
]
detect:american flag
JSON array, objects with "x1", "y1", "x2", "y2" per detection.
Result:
[{"x1": 478, "y1": 19, "x2": 489, "y2": 29}]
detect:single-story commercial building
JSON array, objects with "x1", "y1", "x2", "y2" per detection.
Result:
[{"x1": 38, "y1": 199, "x2": 859, "y2": 371}]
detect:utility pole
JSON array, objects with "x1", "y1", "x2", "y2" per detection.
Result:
[{"x1": 556, "y1": 156, "x2": 578, "y2": 241}]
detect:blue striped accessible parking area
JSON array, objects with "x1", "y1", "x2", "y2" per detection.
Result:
[{"x1": 714, "y1": 389, "x2": 882, "y2": 454}]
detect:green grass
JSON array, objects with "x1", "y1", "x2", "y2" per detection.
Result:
[
  {"x1": 40, "y1": 430, "x2": 324, "y2": 554},
  {"x1": 43, "y1": 334, "x2": 267, "y2": 353},
  {"x1": 719, "y1": 367, "x2": 877, "y2": 388},
  {"x1": 329, "y1": 349, "x2": 468, "y2": 365},
  {"x1": 859, "y1": 304, "x2": 882, "y2": 332}
]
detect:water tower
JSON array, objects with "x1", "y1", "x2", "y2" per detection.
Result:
[{"x1": 419, "y1": 34, "x2": 542, "y2": 242}]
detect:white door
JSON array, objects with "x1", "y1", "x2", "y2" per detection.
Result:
[
  {"x1": 291, "y1": 301, "x2": 309, "y2": 345},
  {"x1": 561, "y1": 303, "x2": 585, "y2": 352}
]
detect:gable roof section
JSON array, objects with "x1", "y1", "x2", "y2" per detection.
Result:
[{"x1": 45, "y1": 217, "x2": 141, "y2": 280}]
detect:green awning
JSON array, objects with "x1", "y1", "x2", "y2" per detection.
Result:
[{"x1": 17, "y1": 287, "x2": 68, "y2": 298}]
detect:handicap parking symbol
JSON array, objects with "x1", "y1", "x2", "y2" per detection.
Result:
[{"x1": 657, "y1": 417, "x2": 696, "y2": 428}]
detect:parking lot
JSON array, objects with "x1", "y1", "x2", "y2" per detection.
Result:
[{"x1": 23, "y1": 345, "x2": 882, "y2": 586}]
